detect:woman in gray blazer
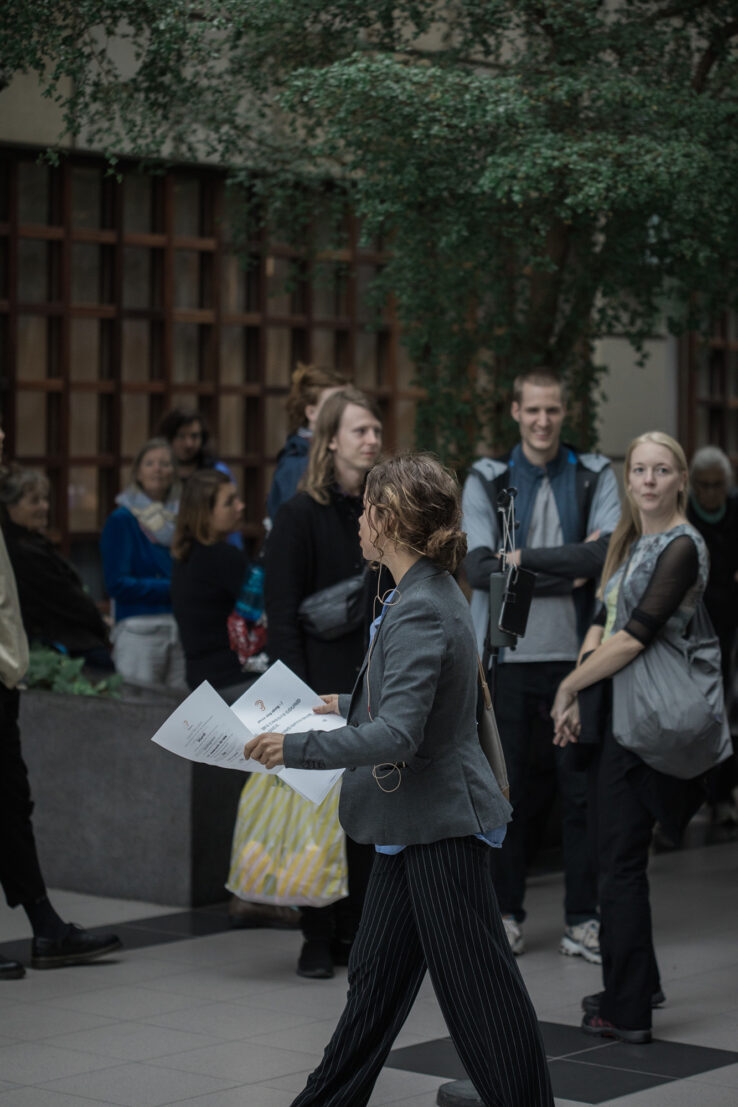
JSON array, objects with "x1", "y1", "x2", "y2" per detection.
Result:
[{"x1": 246, "y1": 453, "x2": 553, "y2": 1107}]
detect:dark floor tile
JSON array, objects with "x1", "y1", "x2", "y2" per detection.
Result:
[
  {"x1": 573, "y1": 1038, "x2": 738, "y2": 1079},
  {"x1": 119, "y1": 910, "x2": 231, "y2": 937},
  {"x1": 547, "y1": 1058, "x2": 672, "y2": 1103},
  {"x1": 539, "y1": 1021, "x2": 619, "y2": 1060},
  {"x1": 388, "y1": 1037, "x2": 466, "y2": 1081}
]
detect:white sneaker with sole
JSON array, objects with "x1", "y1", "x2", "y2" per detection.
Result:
[
  {"x1": 502, "y1": 915, "x2": 525, "y2": 955},
  {"x1": 560, "y1": 918, "x2": 601, "y2": 964}
]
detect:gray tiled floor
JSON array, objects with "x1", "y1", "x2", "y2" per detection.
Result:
[{"x1": 0, "y1": 834, "x2": 736, "y2": 1106}]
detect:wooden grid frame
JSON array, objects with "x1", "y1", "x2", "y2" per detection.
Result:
[{"x1": 0, "y1": 148, "x2": 421, "y2": 556}]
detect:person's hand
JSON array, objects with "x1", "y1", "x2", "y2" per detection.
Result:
[
  {"x1": 551, "y1": 684, "x2": 580, "y2": 746},
  {"x1": 506, "y1": 549, "x2": 521, "y2": 569},
  {"x1": 244, "y1": 733, "x2": 285, "y2": 768},
  {"x1": 313, "y1": 694, "x2": 340, "y2": 715}
]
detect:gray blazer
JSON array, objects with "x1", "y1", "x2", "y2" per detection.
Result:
[{"x1": 283, "y1": 558, "x2": 512, "y2": 845}]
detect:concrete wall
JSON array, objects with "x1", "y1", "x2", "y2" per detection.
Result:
[
  {"x1": 595, "y1": 332, "x2": 679, "y2": 470},
  {"x1": 0, "y1": 72, "x2": 71, "y2": 148},
  {"x1": 20, "y1": 687, "x2": 247, "y2": 906}
]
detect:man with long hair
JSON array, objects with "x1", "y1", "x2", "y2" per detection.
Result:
[{"x1": 264, "y1": 386, "x2": 382, "y2": 980}]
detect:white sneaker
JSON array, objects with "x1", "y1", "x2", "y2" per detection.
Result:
[
  {"x1": 560, "y1": 919, "x2": 601, "y2": 964},
  {"x1": 502, "y1": 915, "x2": 525, "y2": 955}
]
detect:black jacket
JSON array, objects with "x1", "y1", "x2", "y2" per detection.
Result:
[
  {"x1": 2, "y1": 521, "x2": 109, "y2": 654},
  {"x1": 687, "y1": 492, "x2": 738, "y2": 637},
  {"x1": 264, "y1": 487, "x2": 372, "y2": 694},
  {"x1": 171, "y1": 540, "x2": 248, "y2": 690}
]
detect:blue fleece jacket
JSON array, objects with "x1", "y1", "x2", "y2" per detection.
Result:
[{"x1": 100, "y1": 507, "x2": 173, "y2": 622}]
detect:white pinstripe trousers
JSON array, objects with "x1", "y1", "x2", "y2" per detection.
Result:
[{"x1": 290, "y1": 835, "x2": 553, "y2": 1107}]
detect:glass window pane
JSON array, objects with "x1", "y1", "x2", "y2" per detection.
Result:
[
  {"x1": 397, "y1": 341, "x2": 415, "y2": 389},
  {"x1": 70, "y1": 318, "x2": 100, "y2": 381},
  {"x1": 121, "y1": 394, "x2": 151, "y2": 456},
  {"x1": 222, "y1": 254, "x2": 245, "y2": 314},
  {"x1": 68, "y1": 467, "x2": 98, "y2": 530},
  {"x1": 173, "y1": 178, "x2": 201, "y2": 237},
  {"x1": 121, "y1": 320, "x2": 150, "y2": 382},
  {"x1": 264, "y1": 395, "x2": 287, "y2": 458},
  {"x1": 71, "y1": 167, "x2": 102, "y2": 228},
  {"x1": 16, "y1": 315, "x2": 48, "y2": 380},
  {"x1": 219, "y1": 397, "x2": 244, "y2": 455},
  {"x1": 395, "y1": 400, "x2": 416, "y2": 449},
  {"x1": 69, "y1": 393, "x2": 98, "y2": 454},
  {"x1": 173, "y1": 250, "x2": 212, "y2": 309},
  {"x1": 124, "y1": 174, "x2": 154, "y2": 233},
  {"x1": 123, "y1": 247, "x2": 161, "y2": 308},
  {"x1": 16, "y1": 392, "x2": 47, "y2": 453},
  {"x1": 172, "y1": 323, "x2": 200, "y2": 383},
  {"x1": 71, "y1": 244, "x2": 101, "y2": 303},
  {"x1": 355, "y1": 331, "x2": 377, "y2": 391},
  {"x1": 220, "y1": 326, "x2": 244, "y2": 385},
  {"x1": 311, "y1": 328, "x2": 335, "y2": 368},
  {"x1": 266, "y1": 257, "x2": 292, "y2": 316},
  {"x1": 356, "y1": 264, "x2": 381, "y2": 323},
  {"x1": 265, "y1": 327, "x2": 291, "y2": 387},
  {"x1": 18, "y1": 239, "x2": 59, "y2": 302},
  {"x1": 17, "y1": 162, "x2": 50, "y2": 224}
]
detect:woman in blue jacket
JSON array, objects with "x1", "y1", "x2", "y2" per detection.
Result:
[{"x1": 100, "y1": 437, "x2": 186, "y2": 689}]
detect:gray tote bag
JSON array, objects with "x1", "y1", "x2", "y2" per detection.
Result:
[{"x1": 611, "y1": 601, "x2": 731, "y2": 780}]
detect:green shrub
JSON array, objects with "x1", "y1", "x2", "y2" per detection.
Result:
[{"x1": 24, "y1": 647, "x2": 123, "y2": 698}]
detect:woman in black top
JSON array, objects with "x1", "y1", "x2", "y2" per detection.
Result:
[
  {"x1": 171, "y1": 470, "x2": 250, "y2": 702},
  {"x1": 0, "y1": 466, "x2": 113, "y2": 671},
  {"x1": 552, "y1": 432, "x2": 710, "y2": 1044},
  {"x1": 173, "y1": 470, "x2": 296, "y2": 932}
]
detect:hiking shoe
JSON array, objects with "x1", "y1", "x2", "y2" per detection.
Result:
[
  {"x1": 560, "y1": 919, "x2": 601, "y2": 964},
  {"x1": 581, "y1": 1012, "x2": 651, "y2": 1044},
  {"x1": 582, "y1": 989, "x2": 665, "y2": 1016},
  {"x1": 502, "y1": 915, "x2": 525, "y2": 955}
]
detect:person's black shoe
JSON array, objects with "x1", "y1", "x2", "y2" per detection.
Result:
[
  {"x1": 582, "y1": 1012, "x2": 651, "y2": 1044},
  {"x1": 31, "y1": 925, "x2": 122, "y2": 969},
  {"x1": 0, "y1": 955, "x2": 25, "y2": 980},
  {"x1": 296, "y1": 939, "x2": 334, "y2": 979},
  {"x1": 582, "y1": 988, "x2": 665, "y2": 1016}
]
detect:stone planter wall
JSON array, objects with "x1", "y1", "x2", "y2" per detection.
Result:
[{"x1": 20, "y1": 685, "x2": 247, "y2": 906}]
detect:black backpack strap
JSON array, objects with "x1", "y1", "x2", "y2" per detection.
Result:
[{"x1": 574, "y1": 460, "x2": 601, "y2": 539}]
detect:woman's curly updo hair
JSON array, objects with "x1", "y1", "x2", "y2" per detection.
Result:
[{"x1": 364, "y1": 453, "x2": 467, "y2": 573}]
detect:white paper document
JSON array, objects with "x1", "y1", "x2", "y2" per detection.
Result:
[{"x1": 151, "y1": 662, "x2": 345, "y2": 805}]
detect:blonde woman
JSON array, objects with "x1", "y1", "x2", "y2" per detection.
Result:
[{"x1": 551, "y1": 432, "x2": 710, "y2": 1044}]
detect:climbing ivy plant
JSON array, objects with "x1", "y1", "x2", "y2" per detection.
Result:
[{"x1": 3, "y1": 1, "x2": 738, "y2": 465}]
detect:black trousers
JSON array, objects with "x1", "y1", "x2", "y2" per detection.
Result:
[
  {"x1": 591, "y1": 728, "x2": 661, "y2": 1031},
  {"x1": 493, "y1": 661, "x2": 598, "y2": 924},
  {"x1": 301, "y1": 835, "x2": 374, "y2": 944},
  {"x1": 0, "y1": 683, "x2": 46, "y2": 908},
  {"x1": 291, "y1": 837, "x2": 553, "y2": 1107}
]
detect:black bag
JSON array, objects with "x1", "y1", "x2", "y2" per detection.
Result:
[{"x1": 298, "y1": 572, "x2": 368, "y2": 641}]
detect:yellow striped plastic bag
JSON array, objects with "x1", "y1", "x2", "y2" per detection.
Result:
[{"x1": 225, "y1": 773, "x2": 348, "y2": 907}]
